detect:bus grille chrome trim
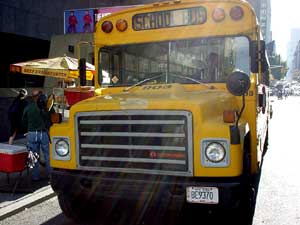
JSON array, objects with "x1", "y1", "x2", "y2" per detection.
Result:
[{"x1": 75, "y1": 110, "x2": 193, "y2": 176}]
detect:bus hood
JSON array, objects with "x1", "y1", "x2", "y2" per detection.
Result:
[{"x1": 71, "y1": 84, "x2": 238, "y2": 119}]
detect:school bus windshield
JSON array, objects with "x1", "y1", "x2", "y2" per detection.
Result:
[{"x1": 99, "y1": 36, "x2": 249, "y2": 87}]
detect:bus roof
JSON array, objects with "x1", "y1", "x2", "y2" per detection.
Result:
[{"x1": 94, "y1": 0, "x2": 258, "y2": 46}]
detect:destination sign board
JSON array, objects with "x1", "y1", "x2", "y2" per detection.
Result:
[{"x1": 133, "y1": 7, "x2": 206, "y2": 31}]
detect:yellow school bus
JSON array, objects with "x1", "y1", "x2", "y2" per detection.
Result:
[{"x1": 50, "y1": 0, "x2": 270, "y2": 222}]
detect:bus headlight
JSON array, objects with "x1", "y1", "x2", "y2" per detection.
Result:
[
  {"x1": 53, "y1": 137, "x2": 70, "y2": 160},
  {"x1": 55, "y1": 139, "x2": 69, "y2": 157},
  {"x1": 205, "y1": 142, "x2": 226, "y2": 162},
  {"x1": 201, "y1": 139, "x2": 230, "y2": 167}
]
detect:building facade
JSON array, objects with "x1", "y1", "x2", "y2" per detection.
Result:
[
  {"x1": 247, "y1": 0, "x2": 272, "y2": 43},
  {"x1": 293, "y1": 41, "x2": 300, "y2": 71},
  {"x1": 0, "y1": 0, "x2": 155, "y2": 89},
  {"x1": 287, "y1": 29, "x2": 300, "y2": 72},
  {"x1": 0, "y1": 0, "x2": 149, "y2": 41},
  {"x1": 0, "y1": 0, "x2": 154, "y2": 142},
  {"x1": 289, "y1": 40, "x2": 300, "y2": 80}
]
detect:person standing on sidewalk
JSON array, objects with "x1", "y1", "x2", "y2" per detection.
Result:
[
  {"x1": 22, "y1": 89, "x2": 51, "y2": 181},
  {"x1": 8, "y1": 89, "x2": 28, "y2": 144}
]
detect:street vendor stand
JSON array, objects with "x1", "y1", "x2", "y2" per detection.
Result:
[{"x1": 10, "y1": 55, "x2": 95, "y2": 117}]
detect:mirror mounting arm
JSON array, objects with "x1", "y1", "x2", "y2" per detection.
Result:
[{"x1": 236, "y1": 93, "x2": 246, "y2": 127}]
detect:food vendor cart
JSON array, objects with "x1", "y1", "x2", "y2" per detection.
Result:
[{"x1": 10, "y1": 55, "x2": 95, "y2": 114}]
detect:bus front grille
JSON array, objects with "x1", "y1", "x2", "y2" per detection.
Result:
[{"x1": 75, "y1": 110, "x2": 193, "y2": 176}]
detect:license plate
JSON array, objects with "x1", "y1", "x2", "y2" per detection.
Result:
[{"x1": 186, "y1": 186, "x2": 219, "y2": 204}]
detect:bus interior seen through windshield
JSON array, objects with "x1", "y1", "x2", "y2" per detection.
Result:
[{"x1": 99, "y1": 36, "x2": 250, "y2": 87}]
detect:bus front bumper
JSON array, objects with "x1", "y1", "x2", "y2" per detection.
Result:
[{"x1": 50, "y1": 169, "x2": 244, "y2": 209}]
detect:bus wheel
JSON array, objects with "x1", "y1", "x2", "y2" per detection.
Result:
[
  {"x1": 262, "y1": 129, "x2": 269, "y2": 157},
  {"x1": 57, "y1": 193, "x2": 97, "y2": 223},
  {"x1": 236, "y1": 135, "x2": 256, "y2": 224}
]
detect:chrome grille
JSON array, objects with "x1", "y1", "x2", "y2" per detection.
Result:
[{"x1": 75, "y1": 110, "x2": 193, "y2": 176}]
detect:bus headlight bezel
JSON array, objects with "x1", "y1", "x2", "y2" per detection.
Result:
[
  {"x1": 53, "y1": 137, "x2": 71, "y2": 161},
  {"x1": 201, "y1": 139, "x2": 230, "y2": 167}
]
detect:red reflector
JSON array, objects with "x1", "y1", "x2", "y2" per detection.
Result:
[
  {"x1": 101, "y1": 21, "x2": 113, "y2": 33},
  {"x1": 230, "y1": 6, "x2": 244, "y2": 21}
]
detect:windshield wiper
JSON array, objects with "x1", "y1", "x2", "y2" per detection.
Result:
[
  {"x1": 170, "y1": 74, "x2": 215, "y2": 89},
  {"x1": 123, "y1": 73, "x2": 165, "y2": 92},
  {"x1": 123, "y1": 73, "x2": 215, "y2": 92}
]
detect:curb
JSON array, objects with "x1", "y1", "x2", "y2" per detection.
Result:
[{"x1": 0, "y1": 185, "x2": 56, "y2": 221}]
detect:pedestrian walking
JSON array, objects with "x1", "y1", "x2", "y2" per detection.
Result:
[
  {"x1": 22, "y1": 89, "x2": 52, "y2": 181},
  {"x1": 8, "y1": 89, "x2": 28, "y2": 144}
]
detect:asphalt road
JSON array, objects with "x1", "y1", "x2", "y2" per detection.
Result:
[
  {"x1": 252, "y1": 96, "x2": 300, "y2": 225},
  {"x1": 1, "y1": 96, "x2": 300, "y2": 225}
]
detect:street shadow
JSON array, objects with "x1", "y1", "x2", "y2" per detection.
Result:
[
  {"x1": 0, "y1": 167, "x2": 49, "y2": 195},
  {"x1": 40, "y1": 197, "x2": 258, "y2": 225},
  {"x1": 40, "y1": 167, "x2": 264, "y2": 225},
  {"x1": 42, "y1": 213, "x2": 73, "y2": 225}
]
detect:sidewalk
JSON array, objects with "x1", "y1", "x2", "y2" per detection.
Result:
[{"x1": 0, "y1": 137, "x2": 55, "y2": 220}]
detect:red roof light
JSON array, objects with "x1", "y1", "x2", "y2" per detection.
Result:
[
  {"x1": 101, "y1": 21, "x2": 113, "y2": 33},
  {"x1": 230, "y1": 6, "x2": 244, "y2": 21}
]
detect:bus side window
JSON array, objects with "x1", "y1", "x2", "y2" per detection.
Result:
[
  {"x1": 112, "y1": 53, "x2": 121, "y2": 84},
  {"x1": 100, "y1": 51, "x2": 111, "y2": 85}
]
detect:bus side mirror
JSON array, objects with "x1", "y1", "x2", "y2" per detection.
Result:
[
  {"x1": 226, "y1": 71, "x2": 250, "y2": 133},
  {"x1": 79, "y1": 58, "x2": 86, "y2": 86},
  {"x1": 250, "y1": 40, "x2": 268, "y2": 73},
  {"x1": 226, "y1": 71, "x2": 250, "y2": 96}
]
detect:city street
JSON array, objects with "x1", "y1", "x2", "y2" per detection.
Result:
[
  {"x1": 253, "y1": 96, "x2": 300, "y2": 225},
  {"x1": 1, "y1": 96, "x2": 300, "y2": 225}
]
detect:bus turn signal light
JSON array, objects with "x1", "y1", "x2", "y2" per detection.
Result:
[
  {"x1": 102, "y1": 21, "x2": 113, "y2": 33},
  {"x1": 212, "y1": 8, "x2": 225, "y2": 22},
  {"x1": 223, "y1": 110, "x2": 236, "y2": 123},
  {"x1": 230, "y1": 6, "x2": 244, "y2": 20},
  {"x1": 116, "y1": 19, "x2": 128, "y2": 32}
]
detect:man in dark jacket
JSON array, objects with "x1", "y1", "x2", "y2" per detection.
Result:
[
  {"x1": 22, "y1": 89, "x2": 51, "y2": 181},
  {"x1": 8, "y1": 89, "x2": 28, "y2": 144}
]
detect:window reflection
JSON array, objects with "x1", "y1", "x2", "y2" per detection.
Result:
[{"x1": 99, "y1": 36, "x2": 250, "y2": 86}]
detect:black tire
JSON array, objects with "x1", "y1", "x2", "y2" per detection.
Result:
[
  {"x1": 262, "y1": 130, "x2": 269, "y2": 157},
  {"x1": 235, "y1": 134, "x2": 257, "y2": 225},
  {"x1": 57, "y1": 193, "x2": 98, "y2": 223},
  {"x1": 235, "y1": 182, "x2": 256, "y2": 225}
]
